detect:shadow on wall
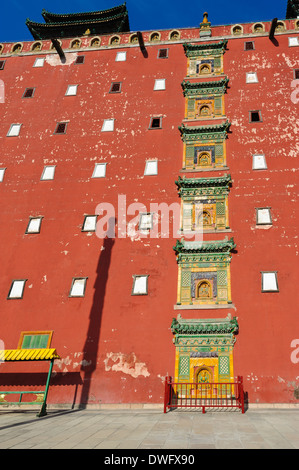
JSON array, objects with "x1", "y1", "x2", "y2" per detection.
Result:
[{"x1": 79, "y1": 218, "x2": 115, "y2": 407}]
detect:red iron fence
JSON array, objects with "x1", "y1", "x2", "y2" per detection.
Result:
[{"x1": 164, "y1": 376, "x2": 245, "y2": 413}]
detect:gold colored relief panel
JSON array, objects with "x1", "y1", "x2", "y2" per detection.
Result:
[
  {"x1": 183, "y1": 141, "x2": 227, "y2": 170},
  {"x1": 185, "y1": 96, "x2": 225, "y2": 120},
  {"x1": 187, "y1": 56, "x2": 223, "y2": 77}
]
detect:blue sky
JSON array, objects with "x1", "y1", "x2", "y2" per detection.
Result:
[{"x1": 0, "y1": 0, "x2": 289, "y2": 42}]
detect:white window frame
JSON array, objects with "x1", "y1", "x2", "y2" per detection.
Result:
[
  {"x1": 131, "y1": 275, "x2": 148, "y2": 295},
  {"x1": 139, "y1": 212, "x2": 153, "y2": 231},
  {"x1": 41, "y1": 165, "x2": 56, "y2": 181},
  {"x1": 246, "y1": 72, "x2": 258, "y2": 83},
  {"x1": 256, "y1": 208, "x2": 272, "y2": 225},
  {"x1": 154, "y1": 79, "x2": 166, "y2": 90},
  {"x1": 0, "y1": 168, "x2": 6, "y2": 182},
  {"x1": 7, "y1": 279, "x2": 27, "y2": 299},
  {"x1": 33, "y1": 57, "x2": 45, "y2": 68},
  {"x1": 288, "y1": 37, "x2": 299, "y2": 47},
  {"x1": 101, "y1": 119, "x2": 114, "y2": 132},
  {"x1": 7, "y1": 124, "x2": 22, "y2": 137},
  {"x1": 115, "y1": 51, "x2": 126, "y2": 62},
  {"x1": 82, "y1": 215, "x2": 97, "y2": 232},
  {"x1": 252, "y1": 154, "x2": 267, "y2": 170},
  {"x1": 261, "y1": 272, "x2": 278, "y2": 292},
  {"x1": 65, "y1": 84, "x2": 78, "y2": 96},
  {"x1": 69, "y1": 277, "x2": 87, "y2": 297},
  {"x1": 92, "y1": 163, "x2": 107, "y2": 178},
  {"x1": 26, "y1": 216, "x2": 43, "y2": 234},
  {"x1": 144, "y1": 160, "x2": 158, "y2": 176}
]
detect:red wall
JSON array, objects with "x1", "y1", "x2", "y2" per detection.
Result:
[{"x1": 0, "y1": 20, "x2": 298, "y2": 405}]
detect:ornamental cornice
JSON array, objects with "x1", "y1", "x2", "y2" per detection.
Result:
[
  {"x1": 181, "y1": 77, "x2": 229, "y2": 96},
  {"x1": 173, "y1": 237, "x2": 236, "y2": 255},
  {"x1": 171, "y1": 314, "x2": 239, "y2": 335},
  {"x1": 178, "y1": 121, "x2": 231, "y2": 141},
  {"x1": 183, "y1": 39, "x2": 228, "y2": 57},
  {"x1": 175, "y1": 174, "x2": 231, "y2": 190}
]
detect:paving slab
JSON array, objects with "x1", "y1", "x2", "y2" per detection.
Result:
[{"x1": 0, "y1": 408, "x2": 298, "y2": 450}]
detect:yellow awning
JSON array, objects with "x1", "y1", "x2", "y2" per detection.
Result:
[{"x1": 0, "y1": 348, "x2": 60, "y2": 362}]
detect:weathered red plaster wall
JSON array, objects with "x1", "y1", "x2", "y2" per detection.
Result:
[{"x1": 0, "y1": 21, "x2": 298, "y2": 405}]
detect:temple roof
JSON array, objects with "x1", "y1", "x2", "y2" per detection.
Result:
[
  {"x1": 26, "y1": 3, "x2": 130, "y2": 40},
  {"x1": 173, "y1": 237, "x2": 236, "y2": 254},
  {"x1": 171, "y1": 314, "x2": 239, "y2": 335},
  {"x1": 175, "y1": 174, "x2": 231, "y2": 189}
]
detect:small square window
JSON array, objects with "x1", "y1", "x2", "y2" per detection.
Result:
[
  {"x1": 158, "y1": 48, "x2": 168, "y2": 58},
  {"x1": 65, "y1": 85, "x2": 78, "y2": 96},
  {"x1": 256, "y1": 208, "x2": 272, "y2": 225},
  {"x1": 250, "y1": 110, "x2": 262, "y2": 122},
  {"x1": 0, "y1": 168, "x2": 6, "y2": 182},
  {"x1": 261, "y1": 272, "x2": 278, "y2": 292},
  {"x1": 41, "y1": 165, "x2": 55, "y2": 180},
  {"x1": 154, "y1": 79, "x2": 166, "y2": 90},
  {"x1": 82, "y1": 215, "x2": 97, "y2": 232},
  {"x1": 109, "y1": 82, "x2": 122, "y2": 93},
  {"x1": 294, "y1": 69, "x2": 299, "y2": 79},
  {"x1": 7, "y1": 123, "x2": 21, "y2": 136},
  {"x1": 288, "y1": 37, "x2": 299, "y2": 47},
  {"x1": 75, "y1": 55, "x2": 85, "y2": 64},
  {"x1": 54, "y1": 122, "x2": 67, "y2": 134},
  {"x1": 115, "y1": 51, "x2": 126, "y2": 62},
  {"x1": 33, "y1": 57, "x2": 44, "y2": 68},
  {"x1": 8, "y1": 279, "x2": 26, "y2": 299},
  {"x1": 144, "y1": 160, "x2": 158, "y2": 175},
  {"x1": 149, "y1": 117, "x2": 162, "y2": 129},
  {"x1": 101, "y1": 119, "x2": 114, "y2": 132},
  {"x1": 26, "y1": 216, "x2": 43, "y2": 234},
  {"x1": 22, "y1": 87, "x2": 35, "y2": 98},
  {"x1": 69, "y1": 277, "x2": 87, "y2": 297},
  {"x1": 252, "y1": 154, "x2": 267, "y2": 170},
  {"x1": 132, "y1": 275, "x2": 148, "y2": 295},
  {"x1": 0, "y1": 60, "x2": 6, "y2": 70},
  {"x1": 92, "y1": 163, "x2": 107, "y2": 178},
  {"x1": 244, "y1": 41, "x2": 255, "y2": 51},
  {"x1": 139, "y1": 212, "x2": 153, "y2": 231},
  {"x1": 246, "y1": 72, "x2": 258, "y2": 83}
]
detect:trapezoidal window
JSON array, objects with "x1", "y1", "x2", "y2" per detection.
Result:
[
  {"x1": 7, "y1": 279, "x2": 27, "y2": 299},
  {"x1": 132, "y1": 275, "x2": 148, "y2": 295},
  {"x1": 25, "y1": 216, "x2": 43, "y2": 234},
  {"x1": 33, "y1": 57, "x2": 44, "y2": 67},
  {"x1": 41, "y1": 165, "x2": 55, "y2": 180},
  {"x1": 245, "y1": 41, "x2": 255, "y2": 51},
  {"x1": 249, "y1": 110, "x2": 262, "y2": 122},
  {"x1": 54, "y1": 122, "x2": 67, "y2": 134},
  {"x1": 69, "y1": 278, "x2": 87, "y2": 297},
  {"x1": 0, "y1": 168, "x2": 6, "y2": 182},
  {"x1": 75, "y1": 56, "x2": 85, "y2": 64},
  {"x1": 7, "y1": 123, "x2": 21, "y2": 136},
  {"x1": 82, "y1": 215, "x2": 97, "y2": 232},
  {"x1": 158, "y1": 48, "x2": 168, "y2": 58},
  {"x1": 149, "y1": 117, "x2": 162, "y2": 129},
  {"x1": 0, "y1": 60, "x2": 6, "y2": 70},
  {"x1": 261, "y1": 272, "x2": 278, "y2": 292},
  {"x1": 22, "y1": 87, "x2": 35, "y2": 98},
  {"x1": 109, "y1": 82, "x2": 122, "y2": 93}
]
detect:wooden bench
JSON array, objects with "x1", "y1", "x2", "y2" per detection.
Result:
[{"x1": 0, "y1": 331, "x2": 60, "y2": 417}]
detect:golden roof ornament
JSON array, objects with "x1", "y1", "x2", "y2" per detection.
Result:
[{"x1": 200, "y1": 11, "x2": 212, "y2": 37}]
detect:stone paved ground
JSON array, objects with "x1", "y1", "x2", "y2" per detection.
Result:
[{"x1": 0, "y1": 408, "x2": 298, "y2": 449}]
